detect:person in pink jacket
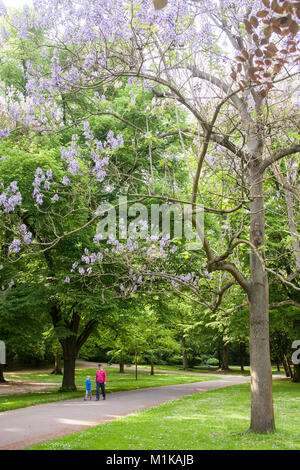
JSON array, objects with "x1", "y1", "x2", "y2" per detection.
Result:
[{"x1": 95, "y1": 364, "x2": 107, "y2": 401}]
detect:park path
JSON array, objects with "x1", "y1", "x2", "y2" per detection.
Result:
[
  {"x1": 0, "y1": 375, "x2": 250, "y2": 450},
  {"x1": 1, "y1": 360, "x2": 257, "y2": 396}
]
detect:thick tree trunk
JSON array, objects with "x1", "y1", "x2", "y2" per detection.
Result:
[
  {"x1": 61, "y1": 338, "x2": 77, "y2": 391},
  {"x1": 62, "y1": 357, "x2": 76, "y2": 390},
  {"x1": 220, "y1": 343, "x2": 230, "y2": 371},
  {"x1": 119, "y1": 362, "x2": 125, "y2": 373},
  {"x1": 181, "y1": 332, "x2": 188, "y2": 370},
  {"x1": 0, "y1": 363, "x2": 6, "y2": 383},
  {"x1": 248, "y1": 159, "x2": 275, "y2": 433}
]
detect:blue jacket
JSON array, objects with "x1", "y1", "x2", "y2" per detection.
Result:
[{"x1": 86, "y1": 379, "x2": 91, "y2": 391}]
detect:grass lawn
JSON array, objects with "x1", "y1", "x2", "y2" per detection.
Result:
[
  {"x1": 0, "y1": 368, "x2": 216, "y2": 413},
  {"x1": 139, "y1": 364, "x2": 284, "y2": 377},
  {"x1": 30, "y1": 379, "x2": 300, "y2": 450}
]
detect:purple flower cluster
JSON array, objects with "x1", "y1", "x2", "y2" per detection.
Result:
[
  {"x1": 0, "y1": 128, "x2": 10, "y2": 139},
  {"x1": 106, "y1": 130, "x2": 124, "y2": 150},
  {"x1": 61, "y1": 141, "x2": 81, "y2": 176},
  {"x1": 8, "y1": 238, "x2": 21, "y2": 253},
  {"x1": 19, "y1": 224, "x2": 32, "y2": 245},
  {"x1": 67, "y1": 249, "x2": 104, "y2": 281},
  {"x1": 0, "y1": 181, "x2": 22, "y2": 213},
  {"x1": 32, "y1": 167, "x2": 47, "y2": 205}
]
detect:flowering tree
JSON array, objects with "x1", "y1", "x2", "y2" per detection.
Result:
[{"x1": 0, "y1": 0, "x2": 299, "y2": 432}]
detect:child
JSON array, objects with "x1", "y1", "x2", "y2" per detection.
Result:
[{"x1": 84, "y1": 375, "x2": 92, "y2": 400}]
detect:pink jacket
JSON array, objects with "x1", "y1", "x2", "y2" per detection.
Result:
[{"x1": 96, "y1": 369, "x2": 107, "y2": 383}]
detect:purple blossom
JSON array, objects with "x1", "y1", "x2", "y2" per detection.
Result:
[
  {"x1": 7, "y1": 181, "x2": 18, "y2": 193},
  {"x1": 62, "y1": 175, "x2": 70, "y2": 186},
  {"x1": 0, "y1": 183, "x2": 22, "y2": 213},
  {"x1": 23, "y1": 231, "x2": 32, "y2": 245},
  {"x1": 19, "y1": 224, "x2": 27, "y2": 235},
  {"x1": 35, "y1": 193, "x2": 43, "y2": 205},
  {"x1": 8, "y1": 238, "x2": 21, "y2": 253},
  {"x1": 46, "y1": 169, "x2": 53, "y2": 180}
]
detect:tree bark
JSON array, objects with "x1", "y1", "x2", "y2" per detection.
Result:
[
  {"x1": 119, "y1": 361, "x2": 125, "y2": 373},
  {"x1": 150, "y1": 360, "x2": 154, "y2": 375},
  {"x1": 0, "y1": 364, "x2": 6, "y2": 383},
  {"x1": 217, "y1": 348, "x2": 222, "y2": 368},
  {"x1": 181, "y1": 332, "x2": 188, "y2": 370},
  {"x1": 283, "y1": 164, "x2": 300, "y2": 270},
  {"x1": 293, "y1": 364, "x2": 300, "y2": 383},
  {"x1": 220, "y1": 343, "x2": 230, "y2": 371},
  {"x1": 135, "y1": 349, "x2": 138, "y2": 380},
  {"x1": 51, "y1": 350, "x2": 62, "y2": 375},
  {"x1": 248, "y1": 160, "x2": 275, "y2": 433},
  {"x1": 240, "y1": 343, "x2": 245, "y2": 372},
  {"x1": 282, "y1": 358, "x2": 290, "y2": 377},
  {"x1": 61, "y1": 338, "x2": 78, "y2": 391}
]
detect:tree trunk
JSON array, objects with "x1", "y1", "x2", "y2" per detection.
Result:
[
  {"x1": 181, "y1": 332, "x2": 188, "y2": 370},
  {"x1": 220, "y1": 343, "x2": 230, "y2": 371},
  {"x1": 0, "y1": 364, "x2": 6, "y2": 383},
  {"x1": 293, "y1": 364, "x2": 300, "y2": 383},
  {"x1": 248, "y1": 159, "x2": 275, "y2": 433},
  {"x1": 284, "y1": 184, "x2": 300, "y2": 271},
  {"x1": 276, "y1": 359, "x2": 280, "y2": 372},
  {"x1": 239, "y1": 343, "x2": 245, "y2": 372},
  {"x1": 135, "y1": 351, "x2": 138, "y2": 380},
  {"x1": 150, "y1": 360, "x2": 154, "y2": 375},
  {"x1": 282, "y1": 358, "x2": 290, "y2": 378},
  {"x1": 119, "y1": 361, "x2": 125, "y2": 373},
  {"x1": 217, "y1": 348, "x2": 221, "y2": 368},
  {"x1": 51, "y1": 350, "x2": 62, "y2": 375},
  {"x1": 61, "y1": 338, "x2": 77, "y2": 391}
]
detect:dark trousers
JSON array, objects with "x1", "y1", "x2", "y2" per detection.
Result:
[{"x1": 96, "y1": 382, "x2": 105, "y2": 399}]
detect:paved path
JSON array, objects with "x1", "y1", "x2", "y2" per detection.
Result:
[{"x1": 0, "y1": 375, "x2": 250, "y2": 450}]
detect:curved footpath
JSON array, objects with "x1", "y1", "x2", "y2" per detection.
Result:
[{"x1": 0, "y1": 375, "x2": 251, "y2": 450}]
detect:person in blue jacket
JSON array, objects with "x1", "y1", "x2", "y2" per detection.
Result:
[{"x1": 84, "y1": 375, "x2": 92, "y2": 400}]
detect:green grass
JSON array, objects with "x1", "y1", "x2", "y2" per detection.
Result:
[
  {"x1": 0, "y1": 368, "x2": 215, "y2": 412},
  {"x1": 139, "y1": 364, "x2": 284, "y2": 377},
  {"x1": 30, "y1": 379, "x2": 300, "y2": 450}
]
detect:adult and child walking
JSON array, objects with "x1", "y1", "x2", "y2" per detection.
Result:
[{"x1": 84, "y1": 364, "x2": 107, "y2": 401}]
